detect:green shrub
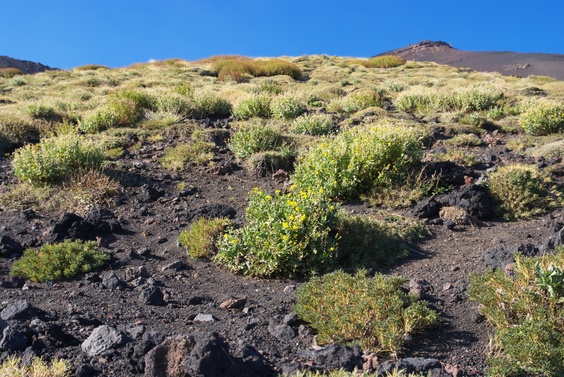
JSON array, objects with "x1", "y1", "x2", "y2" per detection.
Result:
[
  {"x1": 79, "y1": 95, "x2": 142, "y2": 133},
  {"x1": 295, "y1": 270, "x2": 437, "y2": 354},
  {"x1": 179, "y1": 217, "x2": 232, "y2": 259},
  {"x1": 11, "y1": 239, "x2": 108, "y2": 282},
  {"x1": 293, "y1": 124, "x2": 422, "y2": 199},
  {"x1": 215, "y1": 187, "x2": 340, "y2": 277},
  {"x1": 12, "y1": 134, "x2": 105, "y2": 185},
  {"x1": 488, "y1": 163, "x2": 561, "y2": 220},
  {"x1": 270, "y1": 95, "x2": 306, "y2": 119},
  {"x1": 290, "y1": 113, "x2": 334, "y2": 135},
  {"x1": 326, "y1": 91, "x2": 383, "y2": 114},
  {"x1": 228, "y1": 123, "x2": 282, "y2": 159},
  {"x1": 150, "y1": 92, "x2": 192, "y2": 117},
  {"x1": 192, "y1": 93, "x2": 232, "y2": 119},
  {"x1": 0, "y1": 113, "x2": 39, "y2": 153},
  {"x1": 0, "y1": 356, "x2": 71, "y2": 377},
  {"x1": 233, "y1": 95, "x2": 272, "y2": 119},
  {"x1": 468, "y1": 250, "x2": 564, "y2": 376},
  {"x1": 519, "y1": 101, "x2": 564, "y2": 135}
]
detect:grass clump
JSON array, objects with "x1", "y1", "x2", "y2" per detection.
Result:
[
  {"x1": 210, "y1": 56, "x2": 302, "y2": 82},
  {"x1": 12, "y1": 134, "x2": 106, "y2": 185},
  {"x1": 468, "y1": 250, "x2": 564, "y2": 376},
  {"x1": 294, "y1": 269, "x2": 438, "y2": 355},
  {"x1": 0, "y1": 356, "x2": 71, "y2": 377},
  {"x1": 233, "y1": 95, "x2": 272, "y2": 119},
  {"x1": 358, "y1": 55, "x2": 406, "y2": 68},
  {"x1": 291, "y1": 113, "x2": 334, "y2": 135},
  {"x1": 488, "y1": 163, "x2": 561, "y2": 220},
  {"x1": 519, "y1": 100, "x2": 564, "y2": 135},
  {"x1": 11, "y1": 239, "x2": 108, "y2": 282},
  {"x1": 159, "y1": 140, "x2": 215, "y2": 170},
  {"x1": 270, "y1": 95, "x2": 306, "y2": 119},
  {"x1": 228, "y1": 123, "x2": 283, "y2": 159},
  {"x1": 293, "y1": 124, "x2": 422, "y2": 200},
  {"x1": 215, "y1": 187, "x2": 340, "y2": 278},
  {"x1": 191, "y1": 93, "x2": 232, "y2": 119},
  {"x1": 179, "y1": 217, "x2": 233, "y2": 259},
  {"x1": 445, "y1": 133, "x2": 483, "y2": 147},
  {"x1": 326, "y1": 91, "x2": 383, "y2": 114}
]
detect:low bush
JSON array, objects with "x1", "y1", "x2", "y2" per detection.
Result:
[
  {"x1": 79, "y1": 95, "x2": 143, "y2": 133},
  {"x1": 362, "y1": 55, "x2": 406, "y2": 68},
  {"x1": 292, "y1": 124, "x2": 422, "y2": 199},
  {"x1": 179, "y1": 217, "x2": 233, "y2": 259},
  {"x1": 294, "y1": 270, "x2": 437, "y2": 354},
  {"x1": 26, "y1": 103, "x2": 61, "y2": 121},
  {"x1": 215, "y1": 187, "x2": 340, "y2": 277},
  {"x1": 11, "y1": 239, "x2": 108, "y2": 282},
  {"x1": 519, "y1": 100, "x2": 564, "y2": 135},
  {"x1": 12, "y1": 134, "x2": 106, "y2": 185},
  {"x1": 159, "y1": 140, "x2": 215, "y2": 170},
  {"x1": 233, "y1": 95, "x2": 272, "y2": 119},
  {"x1": 290, "y1": 113, "x2": 334, "y2": 135},
  {"x1": 0, "y1": 356, "x2": 70, "y2": 377},
  {"x1": 326, "y1": 91, "x2": 383, "y2": 114},
  {"x1": 336, "y1": 213, "x2": 423, "y2": 269},
  {"x1": 0, "y1": 113, "x2": 39, "y2": 153},
  {"x1": 488, "y1": 163, "x2": 561, "y2": 220},
  {"x1": 270, "y1": 95, "x2": 305, "y2": 119},
  {"x1": 468, "y1": 250, "x2": 564, "y2": 376},
  {"x1": 228, "y1": 123, "x2": 283, "y2": 159},
  {"x1": 210, "y1": 57, "x2": 303, "y2": 82},
  {"x1": 191, "y1": 93, "x2": 232, "y2": 119}
]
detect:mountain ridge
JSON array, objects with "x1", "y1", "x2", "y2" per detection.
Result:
[{"x1": 0, "y1": 55, "x2": 57, "y2": 74}]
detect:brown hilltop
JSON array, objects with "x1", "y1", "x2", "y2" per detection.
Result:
[{"x1": 377, "y1": 40, "x2": 564, "y2": 80}]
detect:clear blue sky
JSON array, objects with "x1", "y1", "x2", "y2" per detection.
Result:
[{"x1": 3, "y1": 0, "x2": 564, "y2": 69}]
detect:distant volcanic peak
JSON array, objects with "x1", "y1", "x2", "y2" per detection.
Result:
[
  {"x1": 0, "y1": 56, "x2": 57, "y2": 74},
  {"x1": 412, "y1": 40, "x2": 454, "y2": 49}
]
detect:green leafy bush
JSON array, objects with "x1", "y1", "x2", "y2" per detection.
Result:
[
  {"x1": 270, "y1": 95, "x2": 305, "y2": 119},
  {"x1": 12, "y1": 134, "x2": 105, "y2": 185},
  {"x1": 519, "y1": 101, "x2": 564, "y2": 135},
  {"x1": 295, "y1": 270, "x2": 437, "y2": 354},
  {"x1": 468, "y1": 250, "x2": 564, "y2": 376},
  {"x1": 233, "y1": 95, "x2": 272, "y2": 119},
  {"x1": 215, "y1": 187, "x2": 340, "y2": 277},
  {"x1": 79, "y1": 94, "x2": 143, "y2": 133},
  {"x1": 11, "y1": 240, "x2": 108, "y2": 282},
  {"x1": 488, "y1": 163, "x2": 561, "y2": 220},
  {"x1": 228, "y1": 123, "x2": 283, "y2": 159},
  {"x1": 293, "y1": 124, "x2": 422, "y2": 199},
  {"x1": 179, "y1": 217, "x2": 233, "y2": 259}
]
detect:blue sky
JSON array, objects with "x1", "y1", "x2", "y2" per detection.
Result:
[{"x1": 3, "y1": 1, "x2": 564, "y2": 69}]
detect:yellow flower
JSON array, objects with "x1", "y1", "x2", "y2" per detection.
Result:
[{"x1": 282, "y1": 222, "x2": 289, "y2": 228}]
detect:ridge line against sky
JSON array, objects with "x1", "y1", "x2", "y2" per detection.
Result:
[{"x1": 3, "y1": 0, "x2": 564, "y2": 69}]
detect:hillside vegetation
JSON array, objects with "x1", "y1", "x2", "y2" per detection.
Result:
[{"x1": 2, "y1": 54, "x2": 564, "y2": 375}]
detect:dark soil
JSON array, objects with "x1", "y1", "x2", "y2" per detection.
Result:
[{"x1": 1, "y1": 124, "x2": 563, "y2": 376}]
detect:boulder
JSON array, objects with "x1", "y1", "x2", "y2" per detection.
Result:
[{"x1": 81, "y1": 325, "x2": 128, "y2": 357}]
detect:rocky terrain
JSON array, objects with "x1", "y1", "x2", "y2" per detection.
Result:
[
  {"x1": 0, "y1": 122, "x2": 563, "y2": 376},
  {"x1": 0, "y1": 56, "x2": 56, "y2": 75}
]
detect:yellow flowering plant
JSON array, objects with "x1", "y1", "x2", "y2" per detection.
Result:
[{"x1": 215, "y1": 187, "x2": 340, "y2": 278}]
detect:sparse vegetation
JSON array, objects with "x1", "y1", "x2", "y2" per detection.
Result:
[
  {"x1": 519, "y1": 100, "x2": 564, "y2": 135},
  {"x1": 233, "y1": 94, "x2": 272, "y2": 119},
  {"x1": 11, "y1": 240, "x2": 108, "y2": 282},
  {"x1": 294, "y1": 269, "x2": 437, "y2": 355},
  {"x1": 290, "y1": 113, "x2": 334, "y2": 135},
  {"x1": 0, "y1": 356, "x2": 71, "y2": 377},
  {"x1": 228, "y1": 122, "x2": 284, "y2": 159}
]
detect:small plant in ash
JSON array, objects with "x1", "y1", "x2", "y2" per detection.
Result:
[
  {"x1": 294, "y1": 269, "x2": 437, "y2": 355},
  {"x1": 179, "y1": 217, "x2": 233, "y2": 259},
  {"x1": 0, "y1": 356, "x2": 71, "y2": 377},
  {"x1": 11, "y1": 240, "x2": 108, "y2": 282}
]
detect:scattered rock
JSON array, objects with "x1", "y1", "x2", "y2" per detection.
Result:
[
  {"x1": 1, "y1": 300, "x2": 37, "y2": 320},
  {"x1": 0, "y1": 326, "x2": 29, "y2": 351},
  {"x1": 296, "y1": 344, "x2": 363, "y2": 372},
  {"x1": 193, "y1": 314, "x2": 217, "y2": 323},
  {"x1": 81, "y1": 325, "x2": 128, "y2": 357},
  {"x1": 186, "y1": 204, "x2": 236, "y2": 222},
  {"x1": 219, "y1": 297, "x2": 247, "y2": 310},
  {"x1": 144, "y1": 335, "x2": 196, "y2": 377},
  {"x1": 0, "y1": 235, "x2": 24, "y2": 257},
  {"x1": 101, "y1": 271, "x2": 126, "y2": 290},
  {"x1": 268, "y1": 322, "x2": 295, "y2": 341},
  {"x1": 161, "y1": 260, "x2": 186, "y2": 272},
  {"x1": 139, "y1": 286, "x2": 166, "y2": 306}
]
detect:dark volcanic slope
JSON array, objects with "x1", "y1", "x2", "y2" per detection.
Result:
[
  {"x1": 0, "y1": 55, "x2": 56, "y2": 74},
  {"x1": 377, "y1": 40, "x2": 564, "y2": 80}
]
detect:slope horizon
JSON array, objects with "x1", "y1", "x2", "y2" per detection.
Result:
[{"x1": 3, "y1": 0, "x2": 564, "y2": 69}]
